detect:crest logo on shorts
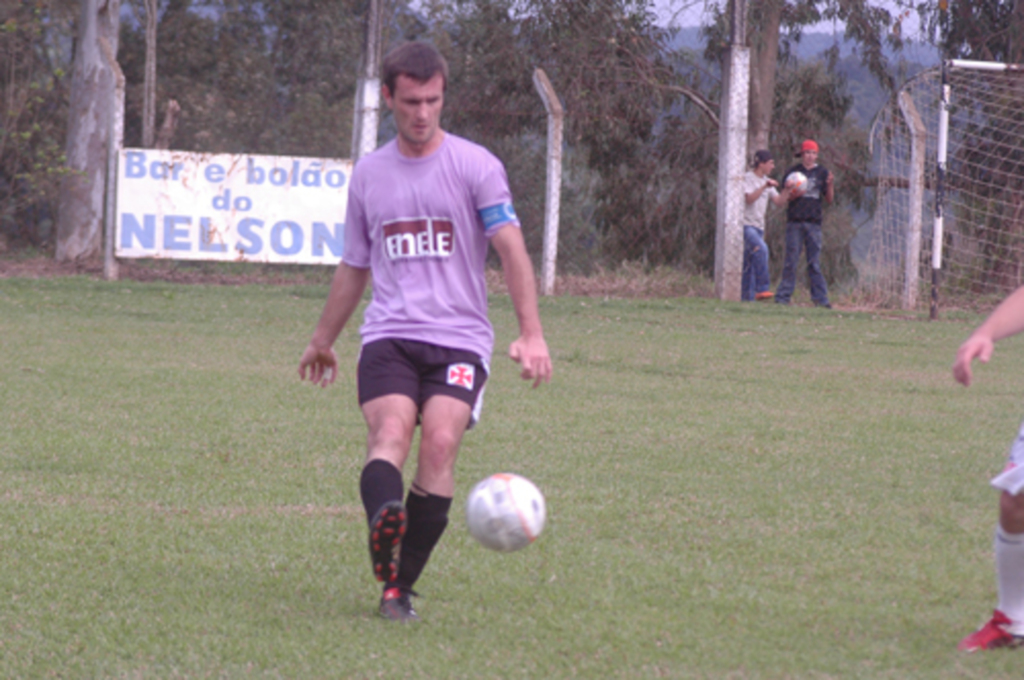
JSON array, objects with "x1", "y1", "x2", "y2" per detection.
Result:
[{"x1": 447, "y1": 363, "x2": 475, "y2": 390}]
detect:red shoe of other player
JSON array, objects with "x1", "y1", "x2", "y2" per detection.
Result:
[{"x1": 958, "y1": 610, "x2": 1024, "y2": 651}]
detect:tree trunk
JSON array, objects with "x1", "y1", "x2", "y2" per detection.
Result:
[
  {"x1": 154, "y1": 98, "x2": 180, "y2": 149},
  {"x1": 746, "y1": 0, "x2": 784, "y2": 154},
  {"x1": 56, "y1": 0, "x2": 121, "y2": 262},
  {"x1": 142, "y1": 0, "x2": 157, "y2": 147}
]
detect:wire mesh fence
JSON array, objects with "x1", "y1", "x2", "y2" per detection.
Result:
[{"x1": 866, "y1": 63, "x2": 1024, "y2": 309}]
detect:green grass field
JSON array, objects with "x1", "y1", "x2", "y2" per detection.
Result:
[{"x1": 3, "y1": 275, "x2": 1024, "y2": 678}]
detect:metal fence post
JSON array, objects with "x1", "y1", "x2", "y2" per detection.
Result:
[{"x1": 533, "y1": 68, "x2": 563, "y2": 296}]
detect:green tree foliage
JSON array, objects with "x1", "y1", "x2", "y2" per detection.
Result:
[
  {"x1": 422, "y1": 0, "x2": 871, "y2": 280},
  {"x1": 118, "y1": 0, "x2": 367, "y2": 156},
  {"x1": 0, "y1": 0, "x2": 77, "y2": 248},
  {"x1": 520, "y1": 0, "x2": 709, "y2": 269},
  {"x1": 927, "y1": 0, "x2": 1024, "y2": 63},
  {"x1": 703, "y1": 0, "x2": 913, "y2": 157},
  {"x1": 3, "y1": 0, "x2": 894, "y2": 287},
  {"x1": 420, "y1": 0, "x2": 719, "y2": 273}
]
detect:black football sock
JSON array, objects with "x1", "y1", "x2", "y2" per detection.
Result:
[
  {"x1": 360, "y1": 459, "x2": 404, "y2": 525},
  {"x1": 391, "y1": 487, "x2": 451, "y2": 591}
]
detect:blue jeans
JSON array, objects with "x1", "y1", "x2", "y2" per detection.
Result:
[
  {"x1": 776, "y1": 220, "x2": 829, "y2": 305},
  {"x1": 742, "y1": 225, "x2": 770, "y2": 301}
]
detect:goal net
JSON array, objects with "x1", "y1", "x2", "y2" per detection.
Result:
[{"x1": 864, "y1": 61, "x2": 1024, "y2": 310}]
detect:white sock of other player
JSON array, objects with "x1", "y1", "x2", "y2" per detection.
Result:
[{"x1": 995, "y1": 524, "x2": 1024, "y2": 633}]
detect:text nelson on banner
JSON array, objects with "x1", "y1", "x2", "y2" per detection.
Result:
[{"x1": 115, "y1": 149, "x2": 353, "y2": 265}]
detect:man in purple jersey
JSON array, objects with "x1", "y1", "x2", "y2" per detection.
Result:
[{"x1": 297, "y1": 41, "x2": 552, "y2": 623}]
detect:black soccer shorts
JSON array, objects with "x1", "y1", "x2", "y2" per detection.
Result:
[{"x1": 357, "y1": 338, "x2": 489, "y2": 427}]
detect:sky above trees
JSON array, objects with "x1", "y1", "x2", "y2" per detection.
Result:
[{"x1": 654, "y1": 0, "x2": 926, "y2": 39}]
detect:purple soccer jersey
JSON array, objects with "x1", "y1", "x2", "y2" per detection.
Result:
[{"x1": 343, "y1": 133, "x2": 520, "y2": 363}]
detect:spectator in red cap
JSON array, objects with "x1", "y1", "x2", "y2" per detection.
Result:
[{"x1": 775, "y1": 139, "x2": 835, "y2": 308}]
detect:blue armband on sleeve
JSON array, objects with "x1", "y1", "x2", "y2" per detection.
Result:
[{"x1": 478, "y1": 203, "x2": 518, "y2": 230}]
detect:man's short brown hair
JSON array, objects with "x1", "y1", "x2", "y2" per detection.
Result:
[{"x1": 382, "y1": 42, "x2": 449, "y2": 95}]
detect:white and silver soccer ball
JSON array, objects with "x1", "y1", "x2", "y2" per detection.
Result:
[
  {"x1": 465, "y1": 473, "x2": 546, "y2": 552},
  {"x1": 785, "y1": 171, "x2": 808, "y2": 194}
]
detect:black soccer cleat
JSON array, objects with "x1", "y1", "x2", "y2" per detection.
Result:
[
  {"x1": 379, "y1": 587, "x2": 420, "y2": 623},
  {"x1": 368, "y1": 500, "x2": 406, "y2": 583}
]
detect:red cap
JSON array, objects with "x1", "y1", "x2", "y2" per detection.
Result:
[{"x1": 798, "y1": 139, "x2": 819, "y2": 156}]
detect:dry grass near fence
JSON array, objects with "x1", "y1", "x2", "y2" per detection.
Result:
[
  {"x1": 0, "y1": 254, "x2": 336, "y2": 286},
  {"x1": 486, "y1": 262, "x2": 715, "y2": 299},
  {"x1": 1, "y1": 254, "x2": 715, "y2": 300}
]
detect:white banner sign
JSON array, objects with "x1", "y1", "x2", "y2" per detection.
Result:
[{"x1": 115, "y1": 149, "x2": 352, "y2": 264}]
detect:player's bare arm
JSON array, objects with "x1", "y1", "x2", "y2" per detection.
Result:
[
  {"x1": 771, "y1": 186, "x2": 791, "y2": 207},
  {"x1": 490, "y1": 225, "x2": 552, "y2": 388},
  {"x1": 953, "y1": 285, "x2": 1024, "y2": 386},
  {"x1": 298, "y1": 263, "x2": 371, "y2": 387},
  {"x1": 745, "y1": 179, "x2": 778, "y2": 205}
]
